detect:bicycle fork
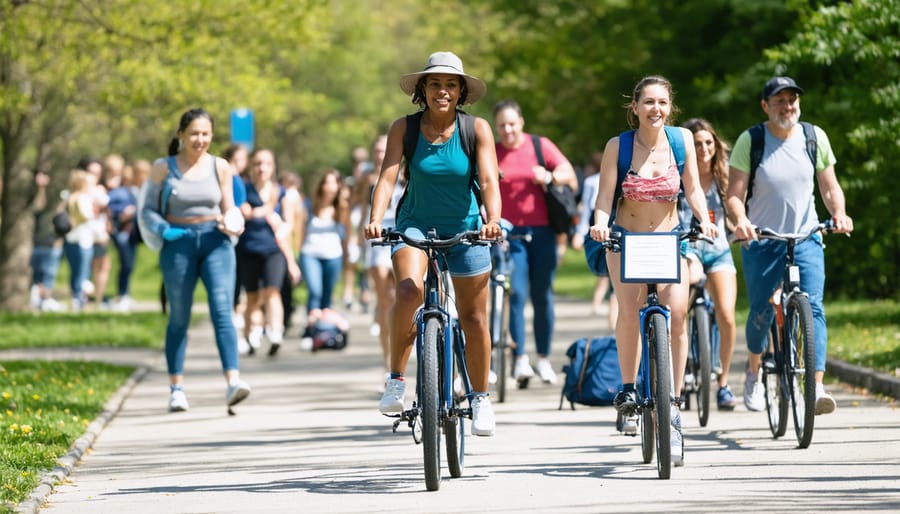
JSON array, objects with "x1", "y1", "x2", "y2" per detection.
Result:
[{"x1": 637, "y1": 304, "x2": 676, "y2": 411}]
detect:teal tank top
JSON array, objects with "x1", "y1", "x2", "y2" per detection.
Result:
[{"x1": 397, "y1": 117, "x2": 481, "y2": 235}]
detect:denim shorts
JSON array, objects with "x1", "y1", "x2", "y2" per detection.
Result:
[
  {"x1": 391, "y1": 226, "x2": 491, "y2": 278},
  {"x1": 685, "y1": 243, "x2": 736, "y2": 274}
]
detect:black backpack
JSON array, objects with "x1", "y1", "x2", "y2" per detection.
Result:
[
  {"x1": 532, "y1": 134, "x2": 578, "y2": 234},
  {"x1": 746, "y1": 121, "x2": 817, "y2": 206}
]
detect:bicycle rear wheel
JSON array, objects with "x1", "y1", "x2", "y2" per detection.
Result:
[
  {"x1": 446, "y1": 322, "x2": 465, "y2": 478},
  {"x1": 763, "y1": 320, "x2": 788, "y2": 438},
  {"x1": 422, "y1": 317, "x2": 442, "y2": 491},
  {"x1": 649, "y1": 312, "x2": 671, "y2": 479},
  {"x1": 787, "y1": 295, "x2": 816, "y2": 448},
  {"x1": 490, "y1": 281, "x2": 509, "y2": 403},
  {"x1": 691, "y1": 304, "x2": 712, "y2": 427}
]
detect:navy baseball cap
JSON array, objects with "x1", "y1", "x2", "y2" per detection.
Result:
[{"x1": 762, "y1": 76, "x2": 804, "y2": 100}]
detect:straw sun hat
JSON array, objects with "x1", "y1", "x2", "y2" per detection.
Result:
[{"x1": 399, "y1": 51, "x2": 487, "y2": 105}]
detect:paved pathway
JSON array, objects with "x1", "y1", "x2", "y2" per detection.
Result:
[{"x1": 13, "y1": 299, "x2": 900, "y2": 513}]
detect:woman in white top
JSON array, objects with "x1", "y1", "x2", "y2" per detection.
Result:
[{"x1": 62, "y1": 170, "x2": 98, "y2": 311}]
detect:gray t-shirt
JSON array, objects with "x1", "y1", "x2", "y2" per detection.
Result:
[{"x1": 729, "y1": 123, "x2": 836, "y2": 234}]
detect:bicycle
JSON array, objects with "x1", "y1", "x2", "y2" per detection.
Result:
[
  {"x1": 488, "y1": 227, "x2": 530, "y2": 403},
  {"x1": 758, "y1": 220, "x2": 834, "y2": 449},
  {"x1": 374, "y1": 228, "x2": 492, "y2": 491},
  {"x1": 605, "y1": 227, "x2": 711, "y2": 479},
  {"x1": 681, "y1": 276, "x2": 720, "y2": 427}
]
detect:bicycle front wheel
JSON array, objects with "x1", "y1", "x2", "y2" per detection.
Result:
[
  {"x1": 787, "y1": 295, "x2": 816, "y2": 448},
  {"x1": 763, "y1": 320, "x2": 788, "y2": 438},
  {"x1": 422, "y1": 317, "x2": 442, "y2": 491},
  {"x1": 692, "y1": 304, "x2": 712, "y2": 427},
  {"x1": 490, "y1": 281, "x2": 508, "y2": 403},
  {"x1": 649, "y1": 312, "x2": 671, "y2": 479}
]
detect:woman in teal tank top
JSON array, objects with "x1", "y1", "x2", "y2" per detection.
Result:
[{"x1": 364, "y1": 52, "x2": 503, "y2": 437}]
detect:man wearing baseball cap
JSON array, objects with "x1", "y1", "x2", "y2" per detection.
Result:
[{"x1": 725, "y1": 76, "x2": 854, "y2": 415}]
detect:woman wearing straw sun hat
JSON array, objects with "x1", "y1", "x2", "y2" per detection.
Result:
[{"x1": 364, "y1": 51, "x2": 503, "y2": 436}]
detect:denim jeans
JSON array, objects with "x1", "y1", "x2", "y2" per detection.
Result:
[
  {"x1": 508, "y1": 225, "x2": 557, "y2": 357},
  {"x1": 299, "y1": 254, "x2": 343, "y2": 313},
  {"x1": 31, "y1": 245, "x2": 63, "y2": 289},
  {"x1": 63, "y1": 242, "x2": 92, "y2": 304},
  {"x1": 741, "y1": 236, "x2": 828, "y2": 372},
  {"x1": 159, "y1": 222, "x2": 238, "y2": 375},
  {"x1": 111, "y1": 230, "x2": 138, "y2": 297}
]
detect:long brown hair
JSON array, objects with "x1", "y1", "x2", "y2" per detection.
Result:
[{"x1": 682, "y1": 118, "x2": 731, "y2": 199}]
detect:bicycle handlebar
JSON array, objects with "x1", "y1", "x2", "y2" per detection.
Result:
[
  {"x1": 596, "y1": 227, "x2": 713, "y2": 253},
  {"x1": 373, "y1": 229, "x2": 493, "y2": 250},
  {"x1": 755, "y1": 219, "x2": 835, "y2": 243}
]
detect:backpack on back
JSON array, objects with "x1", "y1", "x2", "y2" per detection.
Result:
[
  {"x1": 559, "y1": 336, "x2": 623, "y2": 409},
  {"x1": 746, "y1": 121, "x2": 817, "y2": 206}
]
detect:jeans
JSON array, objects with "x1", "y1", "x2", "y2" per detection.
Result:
[
  {"x1": 31, "y1": 245, "x2": 63, "y2": 289},
  {"x1": 159, "y1": 222, "x2": 238, "y2": 375},
  {"x1": 111, "y1": 230, "x2": 138, "y2": 297},
  {"x1": 508, "y1": 225, "x2": 557, "y2": 357},
  {"x1": 63, "y1": 242, "x2": 92, "y2": 304},
  {"x1": 741, "y1": 236, "x2": 828, "y2": 372},
  {"x1": 299, "y1": 254, "x2": 343, "y2": 313}
]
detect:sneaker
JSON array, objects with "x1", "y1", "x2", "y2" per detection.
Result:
[
  {"x1": 379, "y1": 378, "x2": 406, "y2": 414},
  {"x1": 614, "y1": 390, "x2": 638, "y2": 415},
  {"x1": 369, "y1": 323, "x2": 381, "y2": 337},
  {"x1": 232, "y1": 312, "x2": 245, "y2": 330},
  {"x1": 815, "y1": 386, "x2": 837, "y2": 415},
  {"x1": 470, "y1": 394, "x2": 496, "y2": 436},
  {"x1": 717, "y1": 385, "x2": 737, "y2": 411},
  {"x1": 535, "y1": 358, "x2": 558, "y2": 385},
  {"x1": 488, "y1": 369, "x2": 497, "y2": 385},
  {"x1": 620, "y1": 414, "x2": 638, "y2": 436},
  {"x1": 513, "y1": 355, "x2": 534, "y2": 380},
  {"x1": 671, "y1": 406, "x2": 684, "y2": 467},
  {"x1": 743, "y1": 370, "x2": 765, "y2": 411},
  {"x1": 237, "y1": 337, "x2": 252, "y2": 355},
  {"x1": 115, "y1": 295, "x2": 132, "y2": 313},
  {"x1": 248, "y1": 326, "x2": 264, "y2": 350},
  {"x1": 267, "y1": 327, "x2": 284, "y2": 344},
  {"x1": 40, "y1": 297, "x2": 63, "y2": 312},
  {"x1": 168, "y1": 389, "x2": 189, "y2": 412},
  {"x1": 226, "y1": 380, "x2": 251, "y2": 407}
]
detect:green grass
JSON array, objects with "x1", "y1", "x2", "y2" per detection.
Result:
[
  {"x1": 0, "y1": 311, "x2": 168, "y2": 351},
  {"x1": 556, "y1": 248, "x2": 900, "y2": 375},
  {"x1": 0, "y1": 361, "x2": 135, "y2": 509}
]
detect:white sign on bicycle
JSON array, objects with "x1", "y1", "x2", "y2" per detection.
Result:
[{"x1": 621, "y1": 233, "x2": 681, "y2": 283}]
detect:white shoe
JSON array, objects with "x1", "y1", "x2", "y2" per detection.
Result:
[
  {"x1": 671, "y1": 406, "x2": 684, "y2": 467},
  {"x1": 40, "y1": 298, "x2": 63, "y2": 312},
  {"x1": 115, "y1": 295, "x2": 132, "y2": 312},
  {"x1": 471, "y1": 394, "x2": 496, "y2": 436},
  {"x1": 237, "y1": 337, "x2": 252, "y2": 355},
  {"x1": 513, "y1": 355, "x2": 534, "y2": 380},
  {"x1": 815, "y1": 386, "x2": 836, "y2": 415},
  {"x1": 299, "y1": 337, "x2": 313, "y2": 351},
  {"x1": 226, "y1": 380, "x2": 251, "y2": 407},
  {"x1": 168, "y1": 389, "x2": 189, "y2": 412},
  {"x1": 248, "y1": 327, "x2": 263, "y2": 349},
  {"x1": 379, "y1": 378, "x2": 406, "y2": 414},
  {"x1": 30, "y1": 285, "x2": 42, "y2": 310},
  {"x1": 620, "y1": 414, "x2": 638, "y2": 436},
  {"x1": 267, "y1": 327, "x2": 284, "y2": 344},
  {"x1": 743, "y1": 370, "x2": 765, "y2": 411},
  {"x1": 232, "y1": 312, "x2": 245, "y2": 330},
  {"x1": 488, "y1": 369, "x2": 497, "y2": 385},
  {"x1": 369, "y1": 323, "x2": 381, "y2": 337},
  {"x1": 535, "y1": 358, "x2": 558, "y2": 384}
]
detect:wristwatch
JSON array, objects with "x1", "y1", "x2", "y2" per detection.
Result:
[{"x1": 543, "y1": 172, "x2": 553, "y2": 185}]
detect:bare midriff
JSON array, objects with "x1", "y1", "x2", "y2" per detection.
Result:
[{"x1": 614, "y1": 197, "x2": 679, "y2": 232}]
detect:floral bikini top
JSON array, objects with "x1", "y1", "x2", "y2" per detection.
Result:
[{"x1": 621, "y1": 162, "x2": 680, "y2": 203}]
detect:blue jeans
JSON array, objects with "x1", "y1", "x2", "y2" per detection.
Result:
[
  {"x1": 63, "y1": 242, "x2": 92, "y2": 303},
  {"x1": 299, "y1": 254, "x2": 343, "y2": 313},
  {"x1": 159, "y1": 222, "x2": 238, "y2": 375},
  {"x1": 111, "y1": 230, "x2": 138, "y2": 297},
  {"x1": 741, "y1": 236, "x2": 827, "y2": 372},
  {"x1": 509, "y1": 225, "x2": 557, "y2": 357},
  {"x1": 31, "y1": 245, "x2": 63, "y2": 289}
]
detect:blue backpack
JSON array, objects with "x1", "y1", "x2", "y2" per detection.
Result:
[{"x1": 559, "y1": 336, "x2": 623, "y2": 409}]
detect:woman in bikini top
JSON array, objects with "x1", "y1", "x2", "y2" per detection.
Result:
[{"x1": 621, "y1": 162, "x2": 680, "y2": 203}]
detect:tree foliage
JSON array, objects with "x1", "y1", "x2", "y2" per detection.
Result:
[{"x1": 0, "y1": 0, "x2": 896, "y2": 310}]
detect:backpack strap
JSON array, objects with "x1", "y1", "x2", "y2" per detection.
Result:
[
  {"x1": 575, "y1": 338, "x2": 593, "y2": 396},
  {"x1": 160, "y1": 156, "x2": 184, "y2": 217},
  {"x1": 611, "y1": 130, "x2": 635, "y2": 227},
  {"x1": 531, "y1": 134, "x2": 545, "y2": 168},
  {"x1": 663, "y1": 125, "x2": 686, "y2": 176},
  {"x1": 747, "y1": 121, "x2": 817, "y2": 205}
]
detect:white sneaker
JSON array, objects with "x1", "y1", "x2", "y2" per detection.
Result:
[
  {"x1": 815, "y1": 386, "x2": 837, "y2": 415},
  {"x1": 248, "y1": 326, "x2": 264, "y2": 349},
  {"x1": 379, "y1": 378, "x2": 406, "y2": 414},
  {"x1": 115, "y1": 295, "x2": 132, "y2": 312},
  {"x1": 513, "y1": 355, "x2": 534, "y2": 380},
  {"x1": 671, "y1": 406, "x2": 684, "y2": 467},
  {"x1": 168, "y1": 389, "x2": 189, "y2": 412},
  {"x1": 471, "y1": 394, "x2": 496, "y2": 436},
  {"x1": 232, "y1": 312, "x2": 245, "y2": 330},
  {"x1": 535, "y1": 358, "x2": 558, "y2": 384},
  {"x1": 743, "y1": 370, "x2": 765, "y2": 411},
  {"x1": 40, "y1": 297, "x2": 63, "y2": 312},
  {"x1": 488, "y1": 369, "x2": 497, "y2": 385},
  {"x1": 620, "y1": 414, "x2": 638, "y2": 436},
  {"x1": 226, "y1": 380, "x2": 251, "y2": 407},
  {"x1": 267, "y1": 327, "x2": 284, "y2": 344},
  {"x1": 237, "y1": 337, "x2": 252, "y2": 355},
  {"x1": 369, "y1": 323, "x2": 381, "y2": 337},
  {"x1": 30, "y1": 285, "x2": 42, "y2": 310}
]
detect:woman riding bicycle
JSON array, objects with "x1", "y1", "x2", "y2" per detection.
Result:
[
  {"x1": 364, "y1": 51, "x2": 503, "y2": 436},
  {"x1": 589, "y1": 76, "x2": 717, "y2": 465}
]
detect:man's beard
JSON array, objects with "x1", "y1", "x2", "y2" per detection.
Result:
[{"x1": 773, "y1": 108, "x2": 801, "y2": 130}]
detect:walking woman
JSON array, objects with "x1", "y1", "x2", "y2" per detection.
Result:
[
  {"x1": 139, "y1": 108, "x2": 250, "y2": 412},
  {"x1": 364, "y1": 51, "x2": 502, "y2": 436}
]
